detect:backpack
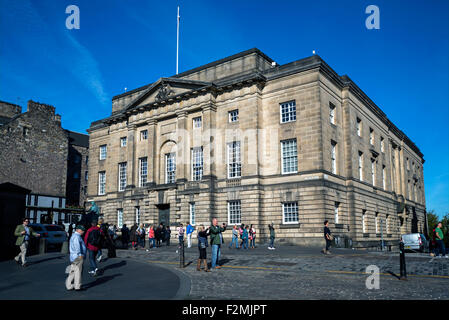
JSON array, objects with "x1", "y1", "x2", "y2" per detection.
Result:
[{"x1": 88, "y1": 229, "x2": 101, "y2": 247}]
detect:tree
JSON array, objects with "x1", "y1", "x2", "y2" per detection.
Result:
[
  {"x1": 426, "y1": 210, "x2": 439, "y2": 240},
  {"x1": 441, "y1": 213, "x2": 449, "y2": 247}
]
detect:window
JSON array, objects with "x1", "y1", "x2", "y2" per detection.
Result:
[
  {"x1": 73, "y1": 172, "x2": 79, "y2": 179},
  {"x1": 227, "y1": 141, "x2": 241, "y2": 178},
  {"x1": 358, "y1": 152, "x2": 364, "y2": 181},
  {"x1": 380, "y1": 137, "x2": 385, "y2": 152},
  {"x1": 331, "y1": 141, "x2": 337, "y2": 174},
  {"x1": 229, "y1": 109, "x2": 239, "y2": 123},
  {"x1": 362, "y1": 210, "x2": 367, "y2": 233},
  {"x1": 192, "y1": 147, "x2": 203, "y2": 181},
  {"x1": 228, "y1": 200, "x2": 241, "y2": 225},
  {"x1": 190, "y1": 203, "x2": 196, "y2": 226},
  {"x1": 117, "y1": 209, "x2": 123, "y2": 229},
  {"x1": 371, "y1": 159, "x2": 376, "y2": 186},
  {"x1": 281, "y1": 139, "x2": 298, "y2": 174},
  {"x1": 280, "y1": 101, "x2": 296, "y2": 123},
  {"x1": 165, "y1": 153, "x2": 176, "y2": 183},
  {"x1": 357, "y1": 118, "x2": 362, "y2": 136},
  {"x1": 193, "y1": 117, "x2": 202, "y2": 128},
  {"x1": 334, "y1": 202, "x2": 340, "y2": 224},
  {"x1": 382, "y1": 165, "x2": 386, "y2": 190},
  {"x1": 98, "y1": 171, "x2": 106, "y2": 195},
  {"x1": 85, "y1": 171, "x2": 88, "y2": 182},
  {"x1": 139, "y1": 157, "x2": 148, "y2": 187},
  {"x1": 140, "y1": 130, "x2": 148, "y2": 141},
  {"x1": 120, "y1": 137, "x2": 127, "y2": 147},
  {"x1": 99, "y1": 145, "x2": 107, "y2": 160},
  {"x1": 74, "y1": 155, "x2": 81, "y2": 164},
  {"x1": 369, "y1": 128, "x2": 374, "y2": 145},
  {"x1": 329, "y1": 102, "x2": 336, "y2": 124},
  {"x1": 135, "y1": 207, "x2": 140, "y2": 224},
  {"x1": 282, "y1": 202, "x2": 299, "y2": 224},
  {"x1": 86, "y1": 156, "x2": 89, "y2": 165},
  {"x1": 406, "y1": 157, "x2": 410, "y2": 170},
  {"x1": 118, "y1": 162, "x2": 127, "y2": 191}
]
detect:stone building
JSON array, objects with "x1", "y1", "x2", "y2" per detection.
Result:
[
  {"x1": 0, "y1": 100, "x2": 88, "y2": 224},
  {"x1": 66, "y1": 130, "x2": 89, "y2": 207},
  {"x1": 87, "y1": 48, "x2": 426, "y2": 247}
]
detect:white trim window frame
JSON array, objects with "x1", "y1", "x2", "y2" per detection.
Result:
[
  {"x1": 189, "y1": 202, "x2": 196, "y2": 226},
  {"x1": 118, "y1": 162, "x2": 127, "y2": 192},
  {"x1": 165, "y1": 153, "x2": 176, "y2": 184},
  {"x1": 331, "y1": 141, "x2": 337, "y2": 175},
  {"x1": 371, "y1": 159, "x2": 376, "y2": 186},
  {"x1": 99, "y1": 145, "x2": 107, "y2": 160},
  {"x1": 280, "y1": 101, "x2": 296, "y2": 123},
  {"x1": 281, "y1": 139, "x2": 298, "y2": 174},
  {"x1": 358, "y1": 152, "x2": 364, "y2": 181},
  {"x1": 135, "y1": 206, "x2": 140, "y2": 225},
  {"x1": 193, "y1": 116, "x2": 202, "y2": 128},
  {"x1": 282, "y1": 202, "x2": 299, "y2": 224},
  {"x1": 120, "y1": 137, "x2": 127, "y2": 147},
  {"x1": 228, "y1": 109, "x2": 239, "y2": 123},
  {"x1": 117, "y1": 209, "x2": 123, "y2": 229},
  {"x1": 98, "y1": 171, "x2": 106, "y2": 195},
  {"x1": 228, "y1": 200, "x2": 241, "y2": 225},
  {"x1": 140, "y1": 130, "x2": 148, "y2": 141},
  {"x1": 191, "y1": 147, "x2": 203, "y2": 181},
  {"x1": 139, "y1": 157, "x2": 148, "y2": 187},
  {"x1": 227, "y1": 141, "x2": 241, "y2": 179}
]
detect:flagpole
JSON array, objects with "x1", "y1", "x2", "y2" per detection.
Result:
[{"x1": 176, "y1": 6, "x2": 180, "y2": 75}]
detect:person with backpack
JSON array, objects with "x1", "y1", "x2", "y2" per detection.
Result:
[
  {"x1": 197, "y1": 225, "x2": 210, "y2": 272},
  {"x1": 84, "y1": 220, "x2": 103, "y2": 276},
  {"x1": 242, "y1": 225, "x2": 249, "y2": 250},
  {"x1": 249, "y1": 224, "x2": 256, "y2": 249}
]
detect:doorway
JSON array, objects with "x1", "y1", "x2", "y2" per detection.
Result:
[{"x1": 157, "y1": 204, "x2": 170, "y2": 227}]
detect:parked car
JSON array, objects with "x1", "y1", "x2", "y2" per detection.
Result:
[
  {"x1": 401, "y1": 233, "x2": 429, "y2": 252},
  {"x1": 29, "y1": 224, "x2": 67, "y2": 247}
]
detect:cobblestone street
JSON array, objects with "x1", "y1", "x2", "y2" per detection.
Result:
[{"x1": 117, "y1": 244, "x2": 449, "y2": 300}]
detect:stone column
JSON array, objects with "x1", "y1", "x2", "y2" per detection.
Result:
[
  {"x1": 176, "y1": 110, "x2": 188, "y2": 183},
  {"x1": 201, "y1": 103, "x2": 217, "y2": 178}
]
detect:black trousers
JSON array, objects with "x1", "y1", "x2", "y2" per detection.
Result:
[{"x1": 325, "y1": 239, "x2": 331, "y2": 251}]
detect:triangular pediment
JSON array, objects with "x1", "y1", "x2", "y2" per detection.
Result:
[{"x1": 123, "y1": 77, "x2": 212, "y2": 111}]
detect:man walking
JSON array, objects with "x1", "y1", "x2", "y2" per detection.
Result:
[
  {"x1": 84, "y1": 220, "x2": 102, "y2": 276},
  {"x1": 14, "y1": 218, "x2": 41, "y2": 267},
  {"x1": 186, "y1": 222, "x2": 194, "y2": 248},
  {"x1": 323, "y1": 220, "x2": 332, "y2": 255},
  {"x1": 66, "y1": 225, "x2": 87, "y2": 291},
  {"x1": 209, "y1": 218, "x2": 226, "y2": 269},
  {"x1": 435, "y1": 222, "x2": 448, "y2": 258}
]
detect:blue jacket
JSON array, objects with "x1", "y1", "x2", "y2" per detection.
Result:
[
  {"x1": 186, "y1": 224, "x2": 194, "y2": 235},
  {"x1": 69, "y1": 231, "x2": 86, "y2": 262},
  {"x1": 242, "y1": 229, "x2": 249, "y2": 240}
]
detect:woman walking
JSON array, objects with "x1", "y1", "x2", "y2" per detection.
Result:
[
  {"x1": 197, "y1": 225, "x2": 210, "y2": 272},
  {"x1": 249, "y1": 224, "x2": 256, "y2": 249}
]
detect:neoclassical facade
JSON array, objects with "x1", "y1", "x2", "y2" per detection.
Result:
[{"x1": 87, "y1": 48, "x2": 426, "y2": 247}]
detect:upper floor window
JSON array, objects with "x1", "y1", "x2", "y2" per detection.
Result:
[
  {"x1": 120, "y1": 137, "x2": 127, "y2": 147},
  {"x1": 331, "y1": 141, "x2": 337, "y2": 175},
  {"x1": 228, "y1": 110, "x2": 239, "y2": 123},
  {"x1": 281, "y1": 139, "x2": 298, "y2": 174},
  {"x1": 369, "y1": 128, "x2": 374, "y2": 145},
  {"x1": 329, "y1": 102, "x2": 336, "y2": 125},
  {"x1": 140, "y1": 130, "x2": 148, "y2": 141},
  {"x1": 382, "y1": 165, "x2": 386, "y2": 190},
  {"x1": 99, "y1": 145, "x2": 107, "y2": 160},
  {"x1": 227, "y1": 141, "x2": 241, "y2": 178},
  {"x1": 118, "y1": 162, "x2": 127, "y2": 191},
  {"x1": 192, "y1": 147, "x2": 203, "y2": 181},
  {"x1": 280, "y1": 101, "x2": 296, "y2": 123},
  {"x1": 139, "y1": 157, "x2": 148, "y2": 187},
  {"x1": 98, "y1": 171, "x2": 106, "y2": 195},
  {"x1": 358, "y1": 151, "x2": 364, "y2": 181},
  {"x1": 357, "y1": 118, "x2": 362, "y2": 136},
  {"x1": 193, "y1": 117, "x2": 202, "y2": 128},
  {"x1": 371, "y1": 158, "x2": 376, "y2": 186},
  {"x1": 165, "y1": 153, "x2": 176, "y2": 184},
  {"x1": 85, "y1": 171, "x2": 88, "y2": 182}
]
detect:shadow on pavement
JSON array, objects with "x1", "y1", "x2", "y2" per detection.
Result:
[
  {"x1": 101, "y1": 260, "x2": 126, "y2": 272},
  {"x1": 84, "y1": 274, "x2": 123, "y2": 289},
  {"x1": 28, "y1": 255, "x2": 65, "y2": 266},
  {"x1": 0, "y1": 282, "x2": 30, "y2": 292}
]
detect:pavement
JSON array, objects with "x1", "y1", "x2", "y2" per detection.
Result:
[{"x1": 1, "y1": 243, "x2": 448, "y2": 300}]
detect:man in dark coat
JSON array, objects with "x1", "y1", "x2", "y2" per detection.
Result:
[
  {"x1": 130, "y1": 223, "x2": 138, "y2": 250},
  {"x1": 121, "y1": 224, "x2": 130, "y2": 249},
  {"x1": 99, "y1": 219, "x2": 116, "y2": 258}
]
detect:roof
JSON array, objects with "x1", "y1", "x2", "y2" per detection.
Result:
[
  {"x1": 0, "y1": 182, "x2": 31, "y2": 194},
  {"x1": 66, "y1": 130, "x2": 89, "y2": 148}
]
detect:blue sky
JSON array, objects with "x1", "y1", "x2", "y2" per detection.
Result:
[{"x1": 0, "y1": 0, "x2": 448, "y2": 217}]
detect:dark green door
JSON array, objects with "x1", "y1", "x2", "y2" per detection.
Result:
[{"x1": 158, "y1": 205, "x2": 170, "y2": 226}]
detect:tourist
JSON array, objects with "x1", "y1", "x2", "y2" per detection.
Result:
[
  {"x1": 250, "y1": 224, "x2": 256, "y2": 249},
  {"x1": 323, "y1": 220, "x2": 332, "y2": 255},
  {"x1": 137, "y1": 223, "x2": 145, "y2": 249},
  {"x1": 148, "y1": 225, "x2": 156, "y2": 248},
  {"x1": 84, "y1": 220, "x2": 102, "y2": 276},
  {"x1": 229, "y1": 225, "x2": 239, "y2": 249},
  {"x1": 268, "y1": 223, "x2": 275, "y2": 250},
  {"x1": 239, "y1": 224, "x2": 244, "y2": 248},
  {"x1": 165, "y1": 226, "x2": 171, "y2": 246},
  {"x1": 197, "y1": 225, "x2": 210, "y2": 272},
  {"x1": 435, "y1": 222, "x2": 448, "y2": 258},
  {"x1": 66, "y1": 225, "x2": 86, "y2": 291},
  {"x1": 14, "y1": 218, "x2": 41, "y2": 267},
  {"x1": 209, "y1": 218, "x2": 226, "y2": 269},
  {"x1": 120, "y1": 224, "x2": 130, "y2": 249},
  {"x1": 130, "y1": 223, "x2": 138, "y2": 250},
  {"x1": 242, "y1": 225, "x2": 249, "y2": 249},
  {"x1": 186, "y1": 222, "x2": 194, "y2": 248},
  {"x1": 155, "y1": 224, "x2": 162, "y2": 247}
]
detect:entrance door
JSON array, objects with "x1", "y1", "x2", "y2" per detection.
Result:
[{"x1": 158, "y1": 204, "x2": 170, "y2": 226}]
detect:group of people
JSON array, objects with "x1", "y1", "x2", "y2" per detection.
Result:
[
  {"x1": 229, "y1": 224, "x2": 257, "y2": 249},
  {"x1": 125, "y1": 223, "x2": 173, "y2": 250}
]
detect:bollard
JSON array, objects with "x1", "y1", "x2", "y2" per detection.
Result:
[
  {"x1": 39, "y1": 238, "x2": 47, "y2": 255},
  {"x1": 60, "y1": 240, "x2": 69, "y2": 254},
  {"x1": 179, "y1": 238, "x2": 185, "y2": 268},
  {"x1": 399, "y1": 242, "x2": 407, "y2": 280}
]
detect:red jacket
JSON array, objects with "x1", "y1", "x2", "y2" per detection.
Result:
[{"x1": 84, "y1": 226, "x2": 103, "y2": 251}]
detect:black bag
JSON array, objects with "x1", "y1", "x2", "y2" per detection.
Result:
[{"x1": 87, "y1": 229, "x2": 101, "y2": 247}]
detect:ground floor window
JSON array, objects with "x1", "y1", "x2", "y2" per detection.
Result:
[
  {"x1": 282, "y1": 202, "x2": 299, "y2": 224},
  {"x1": 190, "y1": 203, "x2": 196, "y2": 226},
  {"x1": 228, "y1": 200, "x2": 241, "y2": 225}
]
